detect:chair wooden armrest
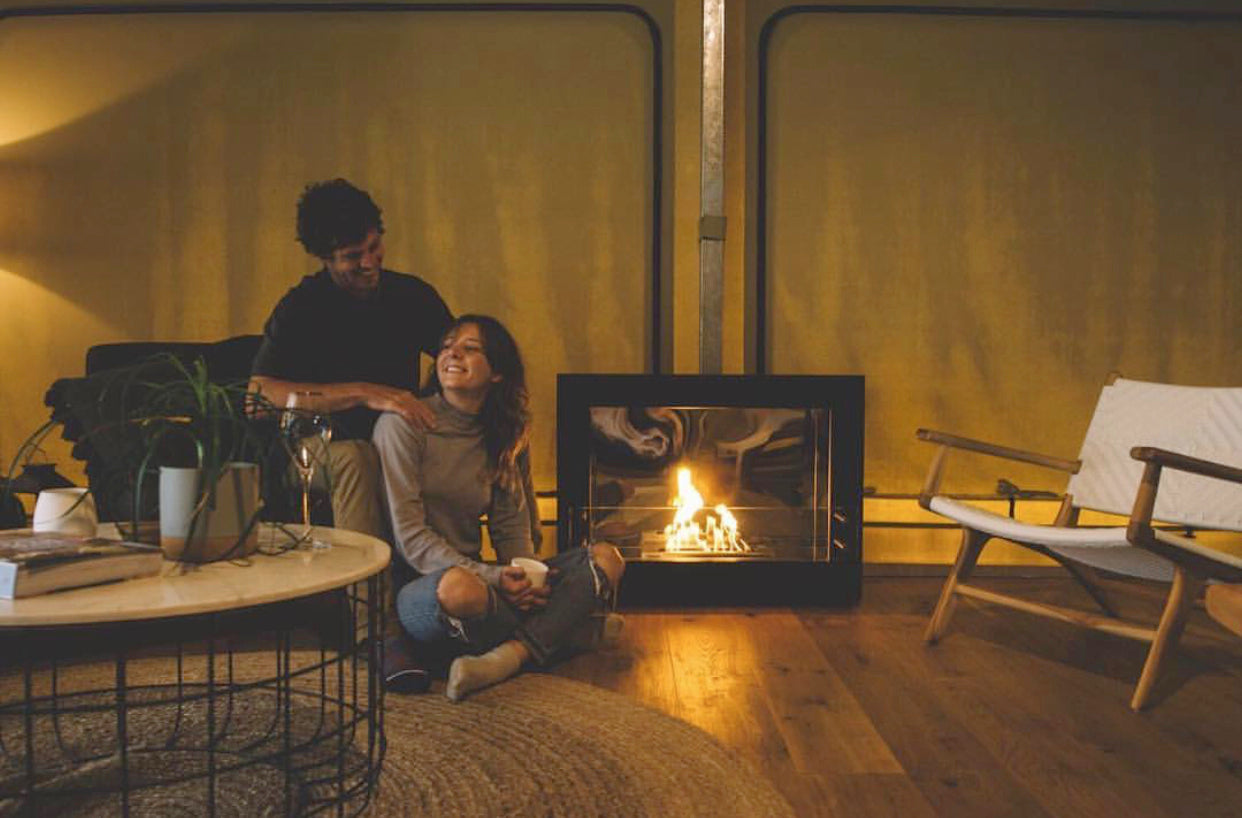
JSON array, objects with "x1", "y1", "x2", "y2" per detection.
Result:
[
  {"x1": 916, "y1": 428, "x2": 1081, "y2": 507},
  {"x1": 1130, "y1": 446, "x2": 1242, "y2": 485},
  {"x1": 1126, "y1": 446, "x2": 1242, "y2": 582}
]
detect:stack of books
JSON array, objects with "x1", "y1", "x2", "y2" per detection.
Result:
[{"x1": 0, "y1": 531, "x2": 163, "y2": 599}]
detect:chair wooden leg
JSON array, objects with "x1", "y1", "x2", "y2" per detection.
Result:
[
  {"x1": 925, "y1": 528, "x2": 990, "y2": 644},
  {"x1": 1131, "y1": 567, "x2": 1202, "y2": 711},
  {"x1": 1060, "y1": 560, "x2": 1119, "y2": 618},
  {"x1": 1033, "y1": 542, "x2": 1118, "y2": 617}
]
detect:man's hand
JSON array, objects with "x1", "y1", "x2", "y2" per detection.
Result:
[
  {"x1": 499, "y1": 566, "x2": 550, "y2": 612},
  {"x1": 362, "y1": 385, "x2": 437, "y2": 430}
]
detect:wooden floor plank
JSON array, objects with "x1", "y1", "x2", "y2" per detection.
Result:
[
  {"x1": 762, "y1": 769, "x2": 940, "y2": 818},
  {"x1": 930, "y1": 638, "x2": 1173, "y2": 817},
  {"x1": 943, "y1": 577, "x2": 1242, "y2": 818},
  {"x1": 548, "y1": 578, "x2": 1242, "y2": 818},
  {"x1": 660, "y1": 612, "x2": 795, "y2": 769},
  {"x1": 801, "y1": 607, "x2": 1056, "y2": 817},
  {"x1": 550, "y1": 610, "x2": 680, "y2": 715},
  {"x1": 747, "y1": 610, "x2": 904, "y2": 776}
]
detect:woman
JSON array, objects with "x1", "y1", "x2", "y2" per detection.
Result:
[{"x1": 373, "y1": 314, "x2": 625, "y2": 701}]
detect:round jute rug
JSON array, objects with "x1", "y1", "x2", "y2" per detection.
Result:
[
  {"x1": 372, "y1": 673, "x2": 795, "y2": 817},
  {"x1": 0, "y1": 652, "x2": 793, "y2": 817}
]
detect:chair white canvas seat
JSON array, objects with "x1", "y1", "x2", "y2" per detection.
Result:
[
  {"x1": 918, "y1": 376, "x2": 1242, "y2": 710},
  {"x1": 927, "y1": 497, "x2": 1172, "y2": 582}
]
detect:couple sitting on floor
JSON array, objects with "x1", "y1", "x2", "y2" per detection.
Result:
[{"x1": 248, "y1": 179, "x2": 624, "y2": 701}]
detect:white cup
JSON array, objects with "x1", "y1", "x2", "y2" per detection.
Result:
[
  {"x1": 32, "y1": 487, "x2": 98, "y2": 537},
  {"x1": 510, "y1": 557, "x2": 549, "y2": 589}
]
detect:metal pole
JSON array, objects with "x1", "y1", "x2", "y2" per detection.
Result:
[{"x1": 699, "y1": 0, "x2": 726, "y2": 374}]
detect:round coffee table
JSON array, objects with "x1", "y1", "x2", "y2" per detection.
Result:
[{"x1": 0, "y1": 524, "x2": 390, "y2": 817}]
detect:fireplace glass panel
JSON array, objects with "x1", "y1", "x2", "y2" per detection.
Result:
[{"x1": 586, "y1": 405, "x2": 832, "y2": 563}]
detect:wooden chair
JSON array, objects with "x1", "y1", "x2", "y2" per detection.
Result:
[
  {"x1": 1125, "y1": 447, "x2": 1242, "y2": 702},
  {"x1": 918, "y1": 376, "x2": 1242, "y2": 710}
]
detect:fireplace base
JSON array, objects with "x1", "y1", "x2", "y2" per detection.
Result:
[{"x1": 615, "y1": 560, "x2": 862, "y2": 607}]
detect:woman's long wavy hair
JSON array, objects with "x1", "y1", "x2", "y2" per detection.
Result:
[{"x1": 425, "y1": 315, "x2": 530, "y2": 492}]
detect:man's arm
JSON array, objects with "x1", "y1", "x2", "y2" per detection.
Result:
[
  {"x1": 249, "y1": 375, "x2": 436, "y2": 429},
  {"x1": 249, "y1": 279, "x2": 439, "y2": 429}
]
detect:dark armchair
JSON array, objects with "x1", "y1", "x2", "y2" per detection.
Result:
[{"x1": 42, "y1": 335, "x2": 304, "y2": 524}]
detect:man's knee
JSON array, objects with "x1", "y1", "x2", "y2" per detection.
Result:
[
  {"x1": 437, "y1": 567, "x2": 490, "y2": 618},
  {"x1": 590, "y1": 542, "x2": 625, "y2": 588}
]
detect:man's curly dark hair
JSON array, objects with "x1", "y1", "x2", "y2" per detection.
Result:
[{"x1": 295, "y1": 179, "x2": 384, "y2": 258}]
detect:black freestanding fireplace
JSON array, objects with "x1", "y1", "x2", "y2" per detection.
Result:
[{"x1": 557, "y1": 375, "x2": 863, "y2": 606}]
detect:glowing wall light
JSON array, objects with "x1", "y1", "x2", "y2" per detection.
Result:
[{"x1": 0, "y1": 16, "x2": 248, "y2": 148}]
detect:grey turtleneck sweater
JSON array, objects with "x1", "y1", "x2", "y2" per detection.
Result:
[{"x1": 373, "y1": 393, "x2": 533, "y2": 586}]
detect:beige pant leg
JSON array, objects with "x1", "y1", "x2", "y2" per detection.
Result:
[
  {"x1": 308, "y1": 438, "x2": 390, "y2": 633},
  {"x1": 310, "y1": 439, "x2": 386, "y2": 539}
]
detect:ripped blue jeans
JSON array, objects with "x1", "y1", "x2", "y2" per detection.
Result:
[{"x1": 395, "y1": 547, "x2": 615, "y2": 667}]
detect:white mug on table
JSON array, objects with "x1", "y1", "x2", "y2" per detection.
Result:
[{"x1": 32, "y1": 487, "x2": 98, "y2": 537}]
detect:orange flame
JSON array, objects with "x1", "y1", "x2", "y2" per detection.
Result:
[{"x1": 663, "y1": 467, "x2": 750, "y2": 553}]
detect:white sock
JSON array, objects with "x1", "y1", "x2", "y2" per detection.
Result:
[
  {"x1": 600, "y1": 613, "x2": 625, "y2": 647},
  {"x1": 446, "y1": 642, "x2": 524, "y2": 702}
]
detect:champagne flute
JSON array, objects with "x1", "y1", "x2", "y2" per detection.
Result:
[{"x1": 281, "y1": 391, "x2": 332, "y2": 549}]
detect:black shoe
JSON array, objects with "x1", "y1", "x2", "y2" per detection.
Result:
[{"x1": 383, "y1": 635, "x2": 431, "y2": 694}]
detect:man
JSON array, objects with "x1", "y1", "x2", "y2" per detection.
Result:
[{"x1": 250, "y1": 179, "x2": 453, "y2": 538}]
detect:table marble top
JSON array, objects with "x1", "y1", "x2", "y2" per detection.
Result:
[{"x1": 0, "y1": 523, "x2": 390, "y2": 627}]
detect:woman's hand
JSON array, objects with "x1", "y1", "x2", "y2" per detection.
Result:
[{"x1": 499, "y1": 565, "x2": 551, "y2": 612}]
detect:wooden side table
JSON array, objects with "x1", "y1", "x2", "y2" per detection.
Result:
[{"x1": 0, "y1": 524, "x2": 390, "y2": 817}]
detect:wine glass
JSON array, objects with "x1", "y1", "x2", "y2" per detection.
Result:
[{"x1": 281, "y1": 391, "x2": 333, "y2": 549}]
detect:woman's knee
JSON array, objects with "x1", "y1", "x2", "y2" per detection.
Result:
[
  {"x1": 590, "y1": 542, "x2": 625, "y2": 588},
  {"x1": 436, "y1": 567, "x2": 490, "y2": 618}
]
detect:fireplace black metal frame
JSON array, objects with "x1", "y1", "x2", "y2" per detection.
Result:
[{"x1": 557, "y1": 374, "x2": 863, "y2": 606}]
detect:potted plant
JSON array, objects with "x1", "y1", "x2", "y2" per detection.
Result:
[
  {"x1": 128, "y1": 354, "x2": 274, "y2": 562},
  {"x1": 6, "y1": 353, "x2": 277, "y2": 562}
]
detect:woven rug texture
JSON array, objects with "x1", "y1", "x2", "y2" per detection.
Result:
[
  {"x1": 0, "y1": 652, "x2": 793, "y2": 817},
  {"x1": 373, "y1": 672, "x2": 794, "y2": 817}
]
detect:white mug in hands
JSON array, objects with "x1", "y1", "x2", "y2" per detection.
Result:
[
  {"x1": 32, "y1": 488, "x2": 98, "y2": 537},
  {"x1": 510, "y1": 557, "x2": 549, "y2": 589}
]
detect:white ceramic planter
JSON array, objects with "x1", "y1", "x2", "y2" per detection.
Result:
[
  {"x1": 159, "y1": 462, "x2": 261, "y2": 562},
  {"x1": 32, "y1": 487, "x2": 98, "y2": 537}
]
